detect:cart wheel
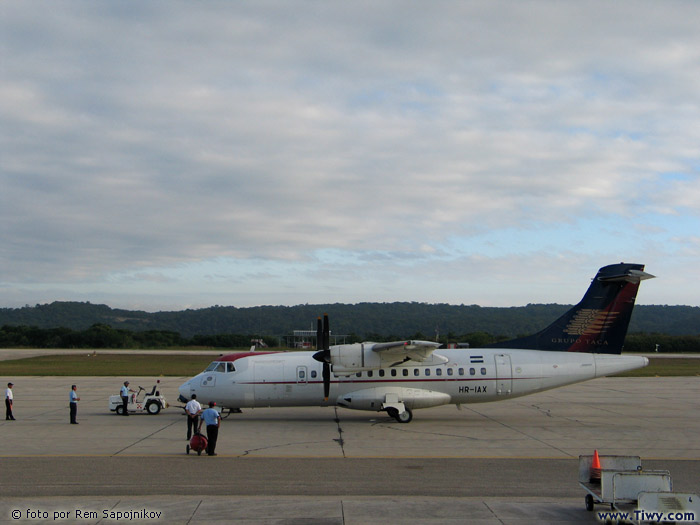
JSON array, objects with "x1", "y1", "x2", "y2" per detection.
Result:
[
  {"x1": 197, "y1": 450, "x2": 202, "y2": 456},
  {"x1": 186, "y1": 445, "x2": 190, "y2": 455},
  {"x1": 585, "y1": 493, "x2": 594, "y2": 511},
  {"x1": 116, "y1": 406, "x2": 124, "y2": 416}
]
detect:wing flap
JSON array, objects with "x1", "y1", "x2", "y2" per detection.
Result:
[{"x1": 371, "y1": 340, "x2": 446, "y2": 366}]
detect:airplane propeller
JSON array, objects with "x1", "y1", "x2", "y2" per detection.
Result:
[{"x1": 312, "y1": 314, "x2": 331, "y2": 401}]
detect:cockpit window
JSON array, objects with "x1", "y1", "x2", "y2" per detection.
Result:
[
  {"x1": 226, "y1": 362, "x2": 235, "y2": 373},
  {"x1": 205, "y1": 362, "x2": 227, "y2": 373}
]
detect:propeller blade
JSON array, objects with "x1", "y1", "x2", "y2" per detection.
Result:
[
  {"x1": 312, "y1": 316, "x2": 329, "y2": 363},
  {"x1": 323, "y1": 313, "x2": 330, "y2": 351},
  {"x1": 311, "y1": 315, "x2": 332, "y2": 400},
  {"x1": 323, "y1": 362, "x2": 330, "y2": 401}
]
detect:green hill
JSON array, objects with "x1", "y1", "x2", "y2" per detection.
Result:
[{"x1": 1, "y1": 301, "x2": 698, "y2": 339}]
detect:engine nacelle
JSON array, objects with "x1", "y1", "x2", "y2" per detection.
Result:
[
  {"x1": 330, "y1": 342, "x2": 448, "y2": 375},
  {"x1": 336, "y1": 387, "x2": 451, "y2": 411},
  {"x1": 330, "y1": 343, "x2": 381, "y2": 375}
]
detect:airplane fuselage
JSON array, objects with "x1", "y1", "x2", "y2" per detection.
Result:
[{"x1": 179, "y1": 349, "x2": 648, "y2": 413}]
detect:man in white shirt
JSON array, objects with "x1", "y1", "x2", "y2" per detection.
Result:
[
  {"x1": 185, "y1": 394, "x2": 202, "y2": 440},
  {"x1": 5, "y1": 382, "x2": 15, "y2": 420}
]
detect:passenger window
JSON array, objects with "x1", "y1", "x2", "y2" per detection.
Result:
[
  {"x1": 458, "y1": 368, "x2": 464, "y2": 375},
  {"x1": 299, "y1": 370, "x2": 305, "y2": 379},
  {"x1": 413, "y1": 369, "x2": 419, "y2": 376},
  {"x1": 391, "y1": 369, "x2": 397, "y2": 377},
  {"x1": 311, "y1": 370, "x2": 317, "y2": 378},
  {"x1": 436, "y1": 368, "x2": 442, "y2": 376},
  {"x1": 379, "y1": 369, "x2": 385, "y2": 377},
  {"x1": 403, "y1": 369, "x2": 409, "y2": 376},
  {"x1": 425, "y1": 369, "x2": 430, "y2": 376},
  {"x1": 356, "y1": 372, "x2": 362, "y2": 378},
  {"x1": 481, "y1": 368, "x2": 487, "y2": 375},
  {"x1": 470, "y1": 368, "x2": 476, "y2": 376},
  {"x1": 447, "y1": 368, "x2": 453, "y2": 376},
  {"x1": 367, "y1": 371, "x2": 373, "y2": 377}
]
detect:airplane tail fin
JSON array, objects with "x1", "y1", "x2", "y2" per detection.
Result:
[{"x1": 486, "y1": 263, "x2": 654, "y2": 354}]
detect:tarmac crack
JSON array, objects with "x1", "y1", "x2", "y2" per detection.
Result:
[
  {"x1": 112, "y1": 418, "x2": 181, "y2": 456},
  {"x1": 333, "y1": 407, "x2": 346, "y2": 458},
  {"x1": 95, "y1": 499, "x2": 121, "y2": 524},
  {"x1": 237, "y1": 440, "x2": 331, "y2": 457},
  {"x1": 370, "y1": 415, "x2": 481, "y2": 441},
  {"x1": 186, "y1": 499, "x2": 203, "y2": 525},
  {"x1": 467, "y1": 407, "x2": 574, "y2": 458},
  {"x1": 482, "y1": 501, "x2": 505, "y2": 524}
]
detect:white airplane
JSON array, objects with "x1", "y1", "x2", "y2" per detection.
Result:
[{"x1": 178, "y1": 263, "x2": 654, "y2": 423}]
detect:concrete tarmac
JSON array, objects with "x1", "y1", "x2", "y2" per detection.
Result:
[{"x1": 1, "y1": 375, "x2": 698, "y2": 524}]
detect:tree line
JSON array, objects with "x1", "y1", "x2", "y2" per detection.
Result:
[
  {"x1": 1, "y1": 301, "x2": 699, "y2": 338},
  {"x1": 1, "y1": 323, "x2": 698, "y2": 353}
]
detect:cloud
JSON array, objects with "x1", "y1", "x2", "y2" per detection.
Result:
[{"x1": 1, "y1": 1, "x2": 699, "y2": 309}]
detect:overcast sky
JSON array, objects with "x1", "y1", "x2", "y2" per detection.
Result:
[{"x1": 2, "y1": 1, "x2": 699, "y2": 312}]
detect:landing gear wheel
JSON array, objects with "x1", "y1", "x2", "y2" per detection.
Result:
[
  {"x1": 146, "y1": 402, "x2": 161, "y2": 415},
  {"x1": 386, "y1": 407, "x2": 398, "y2": 420},
  {"x1": 585, "y1": 493, "x2": 594, "y2": 511},
  {"x1": 395, "y1": 408, "x2": 413, "y2": 423}
]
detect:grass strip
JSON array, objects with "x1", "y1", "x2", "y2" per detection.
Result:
[
  {"x1": 0, "y1": 353, "x2": 215, "y2": 376},
  {"x1": 1, "y1": 353, "x2": 698, "y2": 377}
]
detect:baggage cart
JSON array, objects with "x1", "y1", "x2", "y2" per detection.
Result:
[{"x1": 578, "y1": 454, "x2": 699, "y2": 523}]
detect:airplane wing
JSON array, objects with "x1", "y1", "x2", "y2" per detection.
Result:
[{"x1": 371, "y1": 340, "x2": 446, "y2": 367}]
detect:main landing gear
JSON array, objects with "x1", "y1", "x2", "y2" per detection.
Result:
[{"x1": 386, "y1": 406, "x2": 413, "y2": 423}]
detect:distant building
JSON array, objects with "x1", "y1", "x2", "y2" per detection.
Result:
[{"x1": 284, "y1": 329, "x2": 348, "y2": 349}]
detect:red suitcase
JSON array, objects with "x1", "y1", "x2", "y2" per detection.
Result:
[{"x1": 186, "y1": 433, "x2": 208, "y2": 455}]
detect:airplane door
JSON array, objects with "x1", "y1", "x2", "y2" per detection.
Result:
[{"x1": 495, "y1": 354, "x2": 512, "y2": 395}]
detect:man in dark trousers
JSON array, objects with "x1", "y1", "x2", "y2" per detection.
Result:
[
  {"x1": 198, "y1": 401, "x2": 221, "y2": 456},
  {"x1": 69, "y1": 384, "x2": 80, "y2": 424},
  {"x1": 120, "y1": 381, "x2": 134, "y2": 416},
  {"x1": 5, "y1": 382, "x2": 15, "y2": 420},
  {"x1": 185, "y1": 394, "x2": 202, "y2": 440}
]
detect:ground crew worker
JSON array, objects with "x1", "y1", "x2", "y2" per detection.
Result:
[
  {"x1": 198, "y1": 401, "x2": 221, "y2": 456},
  {"x1": 185, "y1": 394, "x2": 201, "y2": 440},
  {"x1": 5, "y1": 382, "x2": 15, "y2": 420},
  {"x1": 69, "y1": 384, "x2": 80, "y2": 424},
  {"x1": 120, "y1": 381, "x2": 134, "y2": 416}
]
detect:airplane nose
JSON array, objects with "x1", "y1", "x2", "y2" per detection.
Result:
[{"x1": 178, "y1": 380, "x2": 192, "y2": 403}]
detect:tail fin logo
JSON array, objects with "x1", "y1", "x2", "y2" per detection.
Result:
[{"x1": 564, "y1": 309, "x2": 618, "y2": 336}]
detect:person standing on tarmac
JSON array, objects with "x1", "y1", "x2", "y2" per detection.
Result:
[
  {"x1": 120, "y1": 381, "x2": 134, "y2": 416},
  {"x1": 69, "y1": 384, "x2": 80, "y2": 424},
  {"x1": 185, "y1": 394, "x2": 201, "y2": 440},
  {"x1": 5, "y1": 382, "x2": 15, "y2": 420},
  {"x1": 198, "y1": 401, "x2": 221, "y2": 456}
]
